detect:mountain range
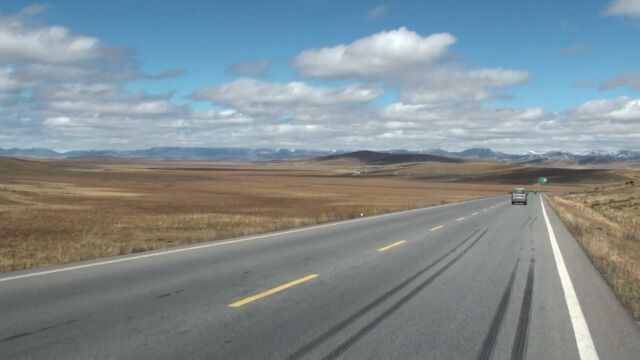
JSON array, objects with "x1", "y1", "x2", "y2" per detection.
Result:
[{"x1": 0, "y1": 147, "x2": 639, "y2": 165}]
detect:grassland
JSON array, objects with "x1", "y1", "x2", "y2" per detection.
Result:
[
  {"x1": 547, "y1": 175, "x2": 640, "y2": 320},
  {"x1": 1, "y1": 156, "x2": 586, "y2": 273}
]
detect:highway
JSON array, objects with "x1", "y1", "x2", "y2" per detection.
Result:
[{"x1": 1, "y1": 193, "x2": 639, "y2": 359}]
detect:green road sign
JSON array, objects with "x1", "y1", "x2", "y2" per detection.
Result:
[{"x1": 538, "y1": 177, "x2": 548, "y2": 184}]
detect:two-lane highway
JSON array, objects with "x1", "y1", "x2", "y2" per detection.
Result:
[{"x1": 1, "y1": 194, "x2": 639, "y2": 359}]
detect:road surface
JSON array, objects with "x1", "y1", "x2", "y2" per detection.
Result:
[{"x1": 1, "y1": 193, "x2": 639, "y2": 359}]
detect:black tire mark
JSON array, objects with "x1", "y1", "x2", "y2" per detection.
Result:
[
  {"x1": 286, "y1": 229, "x2": 485, "y2": 360},
  {"x1": 521, "y1": 217, "x2": 531, "y2": 229},
  {"x1": 476, "y1": 259, "x2": 519, "y2": 360},
  {"x1": 511, "y1": 258, "x2": 535, "y2": 360},
  {"x1": 320, "y1": 230, "x2": 488, "y2": 360},
  {"x1": 0, "y1": 319, "x2": 80, "y2": 344}
]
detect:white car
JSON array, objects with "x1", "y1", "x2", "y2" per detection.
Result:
[{"x1": 511, "y1": 188, "x2": 527, "y2": 205}]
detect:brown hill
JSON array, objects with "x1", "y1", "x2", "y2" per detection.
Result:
[{"x1": 316, "y1": 151, "x2": 464, "y2": 165}]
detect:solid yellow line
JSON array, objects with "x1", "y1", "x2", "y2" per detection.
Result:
[
  {"x1": 430, "y1": 225, "x2": 445, "y2": 231},
  {"x1": 228, "y1": 274, "x2": 318, "y2": 308},
  {"x1": 456, "y1": 217, "x2": 465, "y2": 221},
  {"x1": 378, "y1": 240, "x2": 406, "y2": 252}
]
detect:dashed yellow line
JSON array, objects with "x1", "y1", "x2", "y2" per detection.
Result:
[
  {"x1": 430, "y1": 225, "x2": 445, "y2": 231},
  {"x1": 456, "y1": 217, "x2": 465, "y2": 222},
  {"x1": 378, "y1": 240, "x2": 406, "y2": 252},
  {"x1": 228, "y1": 274, "x2": 318, "y2": 308}
]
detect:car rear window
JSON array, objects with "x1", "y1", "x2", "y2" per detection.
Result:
[{"x1": 513, "y1": 189, "x2": 525, "y2": 194}]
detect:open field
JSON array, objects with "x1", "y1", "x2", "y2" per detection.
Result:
[
  {"x1": 0, "y1": 156, "x2": 605, "y2": 272},
  {"x1": 547, "y1": 175, "x2": 640, "y2": 320}
]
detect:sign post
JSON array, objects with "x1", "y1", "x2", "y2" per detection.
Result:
[{"x1": 536, "y1": 177, "x2": 547, "y2": 194}]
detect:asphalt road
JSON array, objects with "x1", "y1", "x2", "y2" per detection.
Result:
[{"x1": 1, "y1": 193, "x2": 639, "y2": 359}]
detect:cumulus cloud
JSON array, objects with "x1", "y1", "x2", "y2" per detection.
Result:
[
  {"x1": 226, "y1": 60, "x2": 270, "y2": 78},
  {"x1": 397, "y1": 66, "x2": 530, "y2": 104},
  {"x1": 0, "y1": 12, "x2": 101, "y2": 63},
  {"x1": 1, "y1": 7, "x2": 637, "y2": 153},
  {"x1": 194, "y1": 78, "x2": 382, "y2": 118},
  {"x1": 293, "y1": 28, "x2": 528, "y2": 105},
  {"x1": 293, "y1": 27, "x2": 456, "y2": 78},
  {"x1": 367, "y1": 5, "x2": 388, "y2": 19},
  {"x1": 604, "y1": 0, "x2": 640, "y2": 17},
  {"x1": 600, "y1": 72, "x2": 640, "y2": 91},
  {"x1": 570, "y1": 97, "x2": 640, "y2": 120}
]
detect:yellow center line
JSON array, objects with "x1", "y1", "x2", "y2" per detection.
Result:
[
  {"x1": 378, "y1": 240, "x2": 406, "y2": 252},
  {"x1": 430, "y1": 224, "x2": 445, "y2": 231},
  {"x1": 228, "y1": 274, "x2": 318, "y2": 308},
  {"x1": 456, "y1": 217, "x2": 465, "y2": 221}
]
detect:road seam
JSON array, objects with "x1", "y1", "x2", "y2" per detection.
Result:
[
  {"x1": 228, "y1": 274, "x2": 318, "y2": 308},
  {"x1": 540, "y1": 197, "x2": 599, "y2": 360}
]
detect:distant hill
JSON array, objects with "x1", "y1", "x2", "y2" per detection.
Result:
[
  {"x1": 0, "y1": 156, "x2": 58, "y2": 173},
  {"x1": 0, "y1": 147, "x2": 335, "y2": 162},
  {"x1": 1, "y1": 146, "x2": 638, "y2": 165},
  {"x1": 315, "y1": 150, "x2": 464, "y2": 165}
]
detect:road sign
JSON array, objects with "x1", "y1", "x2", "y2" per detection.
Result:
[{"x1": 538, "y1": 177, "x2": 548, "y2": 184}]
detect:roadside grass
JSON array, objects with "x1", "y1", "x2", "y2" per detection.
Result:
[
  {"x1": 2, "y1": 158, "x2": 563, "y2": 273},
  {"x1": 547, "y1": 181, "x2": 640, "y2": 320}
]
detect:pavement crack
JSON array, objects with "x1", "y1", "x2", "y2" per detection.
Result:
[
  {"x1": 476, "y1": 259, "x2": 519, "y2": 360},
  {"x1": 511, "y1": 258, "x2": 535, "y2": 360},
  {"x1": 286, "y1": 228, "x2": 486, "y2": 360}
]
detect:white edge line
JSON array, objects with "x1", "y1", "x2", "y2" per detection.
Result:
[
  {"x1": 0, "y1": 195, "x2": 502, "y2": 283},
  {"x1": 540, "y1": 196, "x2": 599, "y2": 360}
]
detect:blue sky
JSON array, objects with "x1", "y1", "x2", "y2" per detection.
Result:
[{"x1": 0, "y1": 0, "x2": 639, "y2": 152}]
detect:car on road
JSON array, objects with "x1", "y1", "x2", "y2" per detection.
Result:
[{"x1": 511, "y1": 187, "x2": 528, "y2": 205}]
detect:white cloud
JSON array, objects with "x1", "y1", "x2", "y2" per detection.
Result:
[
  {"x1": 293, "y1": 27, "x2": 456, "y2": 78},
  {"x1": 0, "y1": 67, "x2": 20, "y2": 91},
  {"x1": 44, "y1": 116, "x2": 72, "y2": 126},
  {"x1": 398, "y1": 67, "x2": 530, "y2": 104},
  {"x1": 0, "y1": 15, "x2": 100, "y2": 63},
  {"x1": 194, "y1": 78, "x2": 382, "y2": 116},
  {"x1": 604, "y1": 0, "x2": 640, "y2": 17},
  {"x1": 367, "y1": 5, "x2": 388, "y2": 20},
  {"x1": 571, "y1": 97, "x2": 640, "y2": 120},
  {"x1": 293, "y1": 28, "x2": 528, "y2": 105}
]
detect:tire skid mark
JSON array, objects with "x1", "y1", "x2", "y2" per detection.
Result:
[
  {"x1": 286, "y1": 229, "x2": 486, "y2": 360},
  {"x1": 511, "y1": 258, "x2": 535, "y2": 360},
  {"x1": 319, "y1": 230, "x2": 488, "y2": 360},
  {"x1": 476, "y1": 259, "x2": 520, "y2": 360}
]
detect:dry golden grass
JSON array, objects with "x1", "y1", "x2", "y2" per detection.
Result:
[
  {"x1": 547, "y1": 177, "x2": 640, "y2": 320},
  {"x1": 3, "y1": 157, "x2": 559, "y2": 273}
]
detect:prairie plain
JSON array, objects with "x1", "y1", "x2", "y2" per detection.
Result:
[{"x1": 0, "y1": 155, "x2": 601, "y2": 272}]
